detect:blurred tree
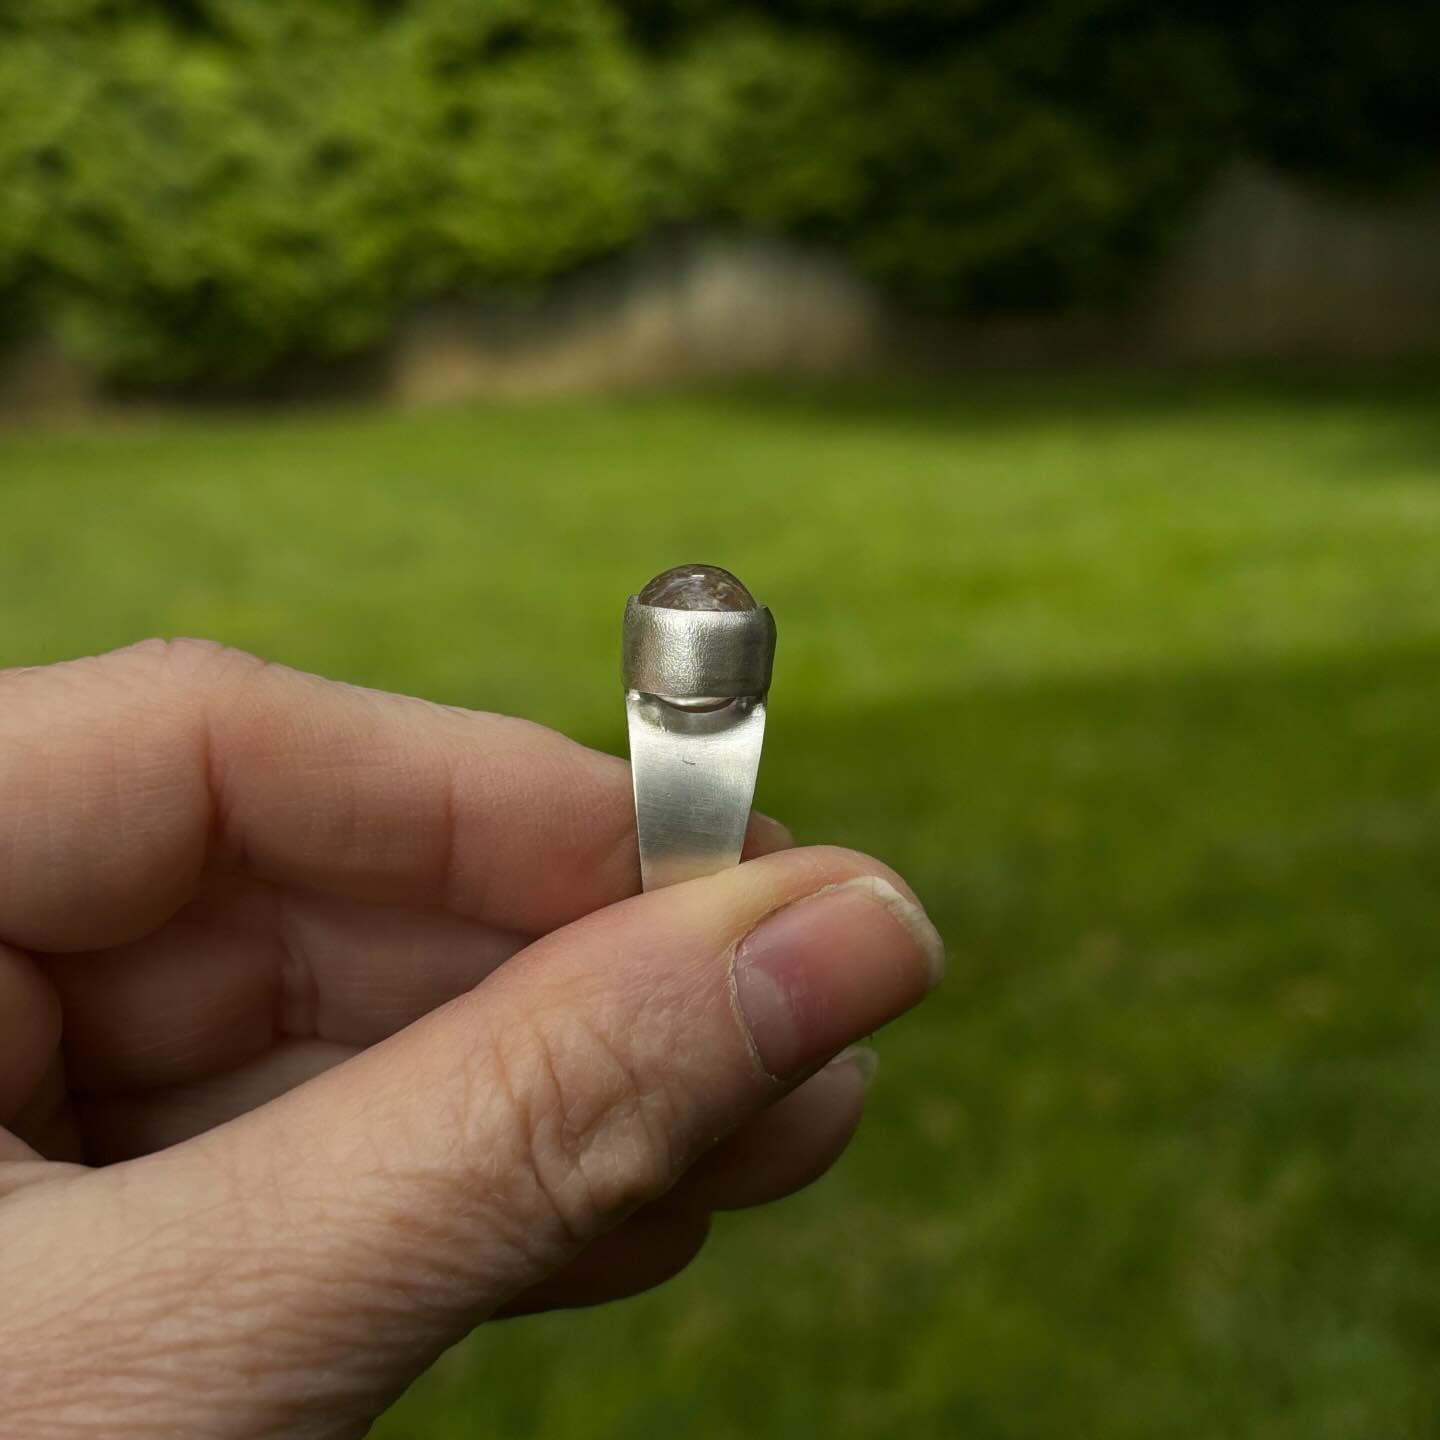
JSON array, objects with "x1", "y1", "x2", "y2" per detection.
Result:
[
  {"x1": 1229, "y1": 0, "x2": 1440, "y2": 188},
  {"x1": 0, "y1": 0, "x2": 665, "y2": 383},
  {"x1": 0, "y1": 0, "x2": 1433, "y2": 385}
]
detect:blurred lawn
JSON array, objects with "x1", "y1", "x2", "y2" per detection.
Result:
[{"x1": 4, "y1": 370, "x2": 1440, "y2": 1437}]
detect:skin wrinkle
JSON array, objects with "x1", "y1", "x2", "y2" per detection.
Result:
[
  {"x1": 313, "y1": 1029, "x2": 574, "y2": 1294},
  {"x1": 273, "y1": 886, "x2": 319, "y2": 1041},
  {"x1": 389, "y1": 997, "x2": 623, "y2": 1287},
  {"x1": 7, "y1": 1397, "x2": 218, "y2": 1440},
  {"x1": 43, "y1": 1171, "x2": 468, "y2": 1420},
  {"x1": 485, "y1": 1008, "x2": 599, "y2": 1253},
  {"x1": 497, "y1": 982, "x2": 695, "y2": 1247},
  {"x1": 549, "y1": 1038, "x2": 662, "y2": 1232},
  {"x1": 360, "y1": 1155, "x2": 565, "y2": 1311},
  {"x1": 600, "y1": 978, "x2": 713, "y2": 1175},
  {"x1": 7, "y1": 1237, "x2": 360, "y2": 1440},
  {"x1": 0, "y1": 1215, "x2": 298, "y2": 1434},
  {"x1": 197, "y1": 650, "x2": 250, "y2": 879},
  {"x1": 235, "y1": 1112, "x2": 565, "y2": 1352},
  {"x1": 2, "y1": 1213, "x2": 182, "y2": 1368}
]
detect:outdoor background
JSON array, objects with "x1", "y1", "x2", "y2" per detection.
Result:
[{"x1": 4, "y1": 4, "x2": 1440, "y2": 1437}]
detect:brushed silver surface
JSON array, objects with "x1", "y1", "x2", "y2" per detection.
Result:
[
  {"x1": 623, "y1": 590, "x2": 776, "y2": 892},
  {"x1": 622, "y1": 599, "x2": 775, "y2": 701},
  {"x1": 626, "y1": 692, "x2": 768, "y2": 890}
]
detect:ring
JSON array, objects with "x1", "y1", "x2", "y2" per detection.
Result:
[{"x1": 622, "y1": 564, "x2": 777, "y2": 891}]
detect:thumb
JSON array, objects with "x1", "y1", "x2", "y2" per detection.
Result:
[{"x1": 2, "y1": 846, "x2": 943, "y2": 1440}]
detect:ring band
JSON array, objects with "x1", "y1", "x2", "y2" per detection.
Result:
[{"x1": 623, "y1": 568, "x2": 776, "y2": 891}]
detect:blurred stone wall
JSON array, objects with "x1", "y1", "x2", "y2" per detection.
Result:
[
  {"x1": 1145, "y1": 162, "x2": 1440, "y2": 359},
  {"x1": 390, "y1": 163, "x2": 1440, "y2": 403},
  {"x1": 389, "y1": 236, "x2": 888, "y2": 403},
  {"x1": 6, "y1": 161, "x2": 1440, "y2": 416}
]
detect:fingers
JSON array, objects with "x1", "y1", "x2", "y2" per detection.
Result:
[
  {"x1": 0, "y1": 1132, "x2": 42, "y2": 1165},
  {"x1": 0, "y1": 640, "x2": 791, "y2": 953},
  {"x1": 0, "y1": 944, "x2": 60, "y2": 1126},
  {"x1": 0, "y1": 846, "x2": 941, "y2": 1438},
  {"x1": 81, "y1": 1056, "x2": 872, "y2": 1317},
  {"x1": 77, "y1": 1038, "x2": 873, "y2": 1196},
  {"x1": 47, "y1": 877, "x2": 527, "y2": 1091},
  {"x1": 678, "y1": 1047, "x2": 875, "y2": 1212},
  {"x1": 75, "y1": 1039, "x2": 355, "y2": 1163},
  {"x1": 496, "y1": 1203, "x2": 713, "y2": 1317},
  {"x1": 191, "y1": 844, "x2": 939, "y2": 1351},
  {"x1": 502, "y1": 1051, "x2": 879, "y2": 1316},
  {"x1": 5, "y1": 1053, "x2": 82, "y2": 1163}
]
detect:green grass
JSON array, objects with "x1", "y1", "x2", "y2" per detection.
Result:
[{"x1": 4, "y1": 369, "x2": 1440, "y2": 1438}]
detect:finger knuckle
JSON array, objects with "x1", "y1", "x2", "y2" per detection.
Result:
[
  {"x1": 115, "y1": 636, "x2": 267, "y2": 689},
  {"x1": 483, "y1": 997, "x2": 684, "y2": 1247},
  {"x1": 0, "y1": 638, "x2": 261, "y2": 714}
]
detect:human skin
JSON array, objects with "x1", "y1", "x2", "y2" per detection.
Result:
[{"x1": 0, "y1": 640, "x2": 944, "y2": 1440}]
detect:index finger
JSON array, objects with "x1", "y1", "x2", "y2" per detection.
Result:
[{"x1": 0, "y1": 640, "x2": 788, "y2": 952}]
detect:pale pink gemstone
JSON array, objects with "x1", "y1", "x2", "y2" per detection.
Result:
[{"x1": 638, "y1": 564, "x2": 757, "y2": 612}]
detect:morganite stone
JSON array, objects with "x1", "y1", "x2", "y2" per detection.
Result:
[{"x1": 638, "y1": 564, "x2": 757, "y2": 612}]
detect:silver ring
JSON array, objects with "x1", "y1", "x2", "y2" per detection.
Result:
[{"x1": 623, "y1": 565, "x2": 777, "y2": 891}]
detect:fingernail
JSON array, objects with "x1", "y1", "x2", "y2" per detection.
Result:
[
  {"x1": 828, "y1": 1044, "x2": 880, "y2": 1089},
  {"x1": 733, "y1": 875, "x2": 945, "y2": 1080}
]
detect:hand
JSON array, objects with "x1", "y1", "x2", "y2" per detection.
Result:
[{"x1": 0, "y1": 640, "x2": 944, "y2": 1440}]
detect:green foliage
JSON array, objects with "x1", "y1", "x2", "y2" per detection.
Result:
[
  {"x1": 0, "y1": 1, "x2": 1432, "y2": 383},
  {"x1": 1, "y1": 1, "x2": 667, "y2": 383},
  {"x1": 1230, "y1": 1, "x2": 1440, "y2": 189},
  {"x1": 834, "y1": 42, "x2": 1225, "y2": 310},
  {"x1": 651, "y1": 21, "x2": 870, "y2": 229}
]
